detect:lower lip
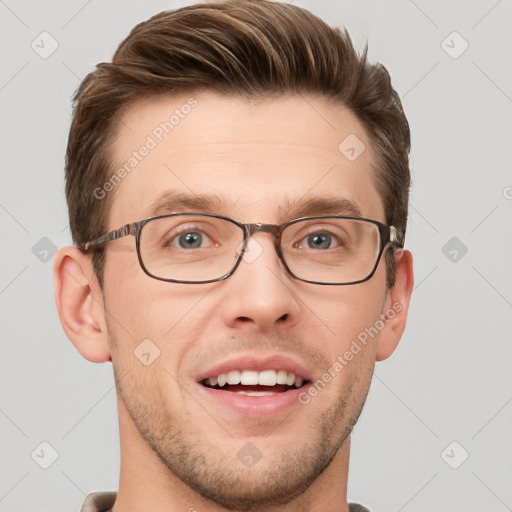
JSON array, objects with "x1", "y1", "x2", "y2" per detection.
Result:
[{"x1": 196, "y1": 382, "x2": 311, "y2": 416}]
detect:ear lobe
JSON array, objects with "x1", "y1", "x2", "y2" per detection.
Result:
[
  {"x1": 376, "y1": 249, "x2": 414, "y2": 362},
  {"x1": 54, "y1": 246, "x2": 111, "y2": 363}
]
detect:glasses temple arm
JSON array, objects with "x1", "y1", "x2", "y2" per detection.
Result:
[
  {"x1": 81, "y1": 223, "x2": 138, "y2": 252},
  {"x1": 389, "y1": 226, "x2": 404, "y2": 247}
]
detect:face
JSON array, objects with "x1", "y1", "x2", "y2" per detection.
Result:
[{"x1": 103, "y1": 92, "x2": 393, "y2": 508}]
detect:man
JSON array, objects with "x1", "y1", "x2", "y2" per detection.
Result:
[{"x1": 54, "y1": 1, "x2": 414, "y2": 511}]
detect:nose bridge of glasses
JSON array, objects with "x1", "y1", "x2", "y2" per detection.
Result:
[{"x1": 245, "y1": 223, "x2": 281, "y2": 239}]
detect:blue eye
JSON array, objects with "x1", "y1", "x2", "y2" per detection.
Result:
[
  {"x1": 173, "y1": 231, "x2": 206, "y2": 249},
  {"x1": 307, "y1": 233, "x2": 332, "y2": 249}
]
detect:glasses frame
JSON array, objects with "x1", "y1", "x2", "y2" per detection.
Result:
[{"x1": 80, "y1": 212, "x2": 404, "y2": 286}]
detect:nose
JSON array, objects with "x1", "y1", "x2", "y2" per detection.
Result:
[{"x1": 219, "y1": 234, "x2": 300, "y2": 331}]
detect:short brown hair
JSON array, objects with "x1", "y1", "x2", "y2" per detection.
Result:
[{"x1": 65, "y1": 0, "x2": 411, "y2": 288}]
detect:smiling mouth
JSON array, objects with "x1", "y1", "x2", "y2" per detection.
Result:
[{"x1": 200, "y1": 369, "x2": 310, "y2": 396}]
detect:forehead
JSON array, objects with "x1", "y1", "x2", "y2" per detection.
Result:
[{"x1": 107, "y1": 92, "x2": 384, "y2": 227}]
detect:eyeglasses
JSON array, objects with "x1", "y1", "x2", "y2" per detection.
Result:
[{"x1": 80, "y1": 213, "x2": 403, "y2": 285}]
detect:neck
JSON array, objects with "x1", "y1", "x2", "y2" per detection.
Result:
[{"x1": 112, "y1": 396, "x2": 351, "y2": 512}]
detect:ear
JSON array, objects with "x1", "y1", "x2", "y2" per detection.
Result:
[
  {"x1": 376, "y1": 249, "x2": 414, "y2": 361},
  {"x1": 53, "y1": 246, "x2": 111, "y2": 363}
]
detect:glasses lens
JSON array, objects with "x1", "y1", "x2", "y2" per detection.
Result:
[
  {"x1": 139, "y1": 214, "x2": 244, "y2": 282},
  {"x1": 281, "y1": 217, "x2": 381, "y2": 284}
]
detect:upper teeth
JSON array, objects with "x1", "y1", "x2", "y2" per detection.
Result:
[{"x1": 207, "y1": 370, "x2": 304, "y2": 388}]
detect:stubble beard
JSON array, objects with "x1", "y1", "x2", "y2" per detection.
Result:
[{"x1": 112, "y1": 345, "x2": 372, "y2": 511}]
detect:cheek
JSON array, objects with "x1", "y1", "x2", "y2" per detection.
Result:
[
  {"x1": 103, "y1": 266, "x2": 219, "y2": 368},
  {"x1": 307, "y1": 285, "x2": 385, "y2": 396},
  {"x1": 313, "y1": 279, "x2": 385, "y2": 343}
]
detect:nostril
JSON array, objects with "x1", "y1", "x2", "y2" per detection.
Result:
[{"x1": 278, "y1": 313, "x2": 288, "y2": 322}]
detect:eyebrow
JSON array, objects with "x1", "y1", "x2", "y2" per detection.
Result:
[
  {"x1": 149, "y1": 191, "x2": 229, "y2": 216},
  {"x1": 279, "y1": 195, "x2": 363, "y2": 219},
  {"x1": 149, "y1": 191, "x2": 363, "y2": 220}
]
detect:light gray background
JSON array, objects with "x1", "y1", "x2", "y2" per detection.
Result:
[{"x1": 1, "y1": 0, "x2": 511, "y2": 511}]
